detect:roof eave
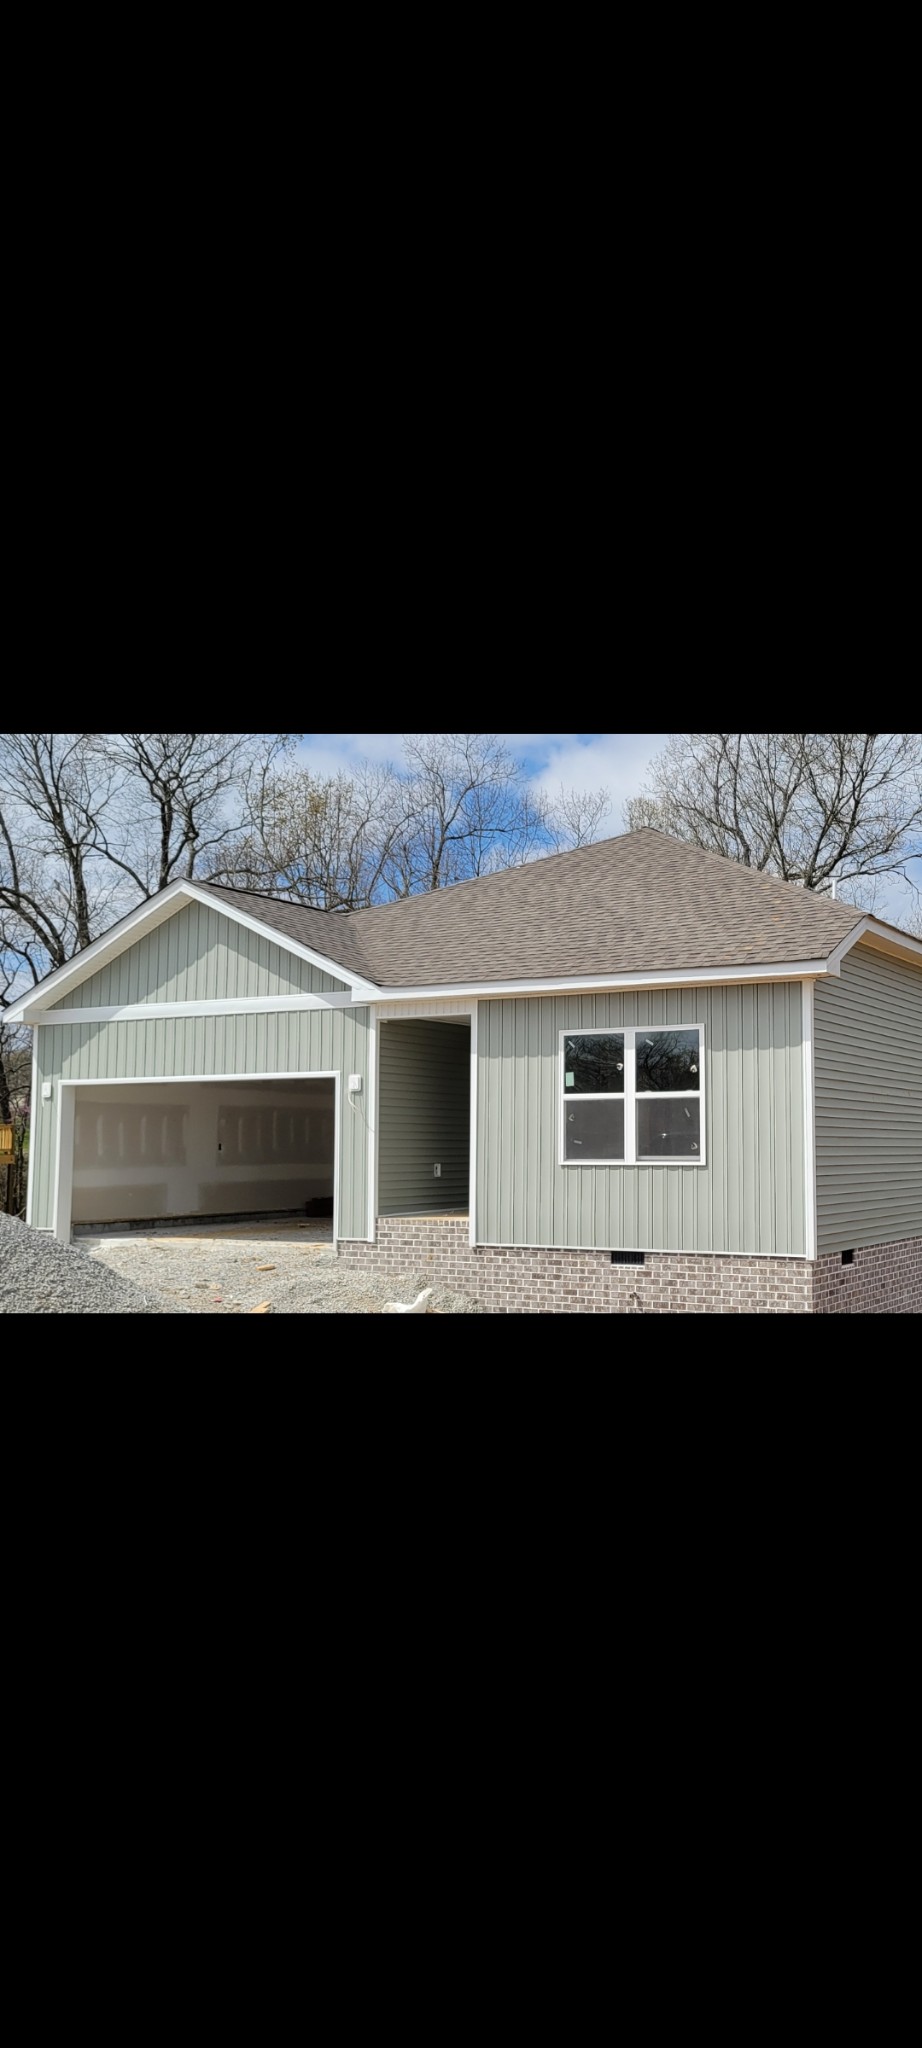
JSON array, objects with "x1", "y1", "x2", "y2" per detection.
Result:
[{"x1": 371, "y1": 957, "x2": 844, "y2": 1003}]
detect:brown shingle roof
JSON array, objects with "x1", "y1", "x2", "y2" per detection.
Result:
[
  {"x1": 198, "y1": 830, "x2": 867, "y2": 988},
  {"x1": 197, "y1": 885, "x2": 379, "y2": 981}
]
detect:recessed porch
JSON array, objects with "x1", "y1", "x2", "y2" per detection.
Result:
[{"x1": 377, "y1": 1017, "x2": 472, "y2": 1221}]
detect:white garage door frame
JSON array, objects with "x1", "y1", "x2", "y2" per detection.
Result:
[{"x1": 52, "y1": 1071, "x2": 342, "y2": 1244}]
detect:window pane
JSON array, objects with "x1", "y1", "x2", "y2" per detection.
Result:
[
  {"x1": 563, "y1": 1034, "x2": 625, "y2": 1095},
  {"x1": 565, "y1": 1099, "x2": 625, "y2": 1160},
  {"x1": 635, "y1": 1029, "x2": 700, "y2": 1093},
  {"x1": 636, "y1": 1099, "x2": 701, "y2": 1158}
]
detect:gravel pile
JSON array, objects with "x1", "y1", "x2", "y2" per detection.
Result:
[
  {"x1": 88, "y1": 1231, "x2": 483, "y2": 1313},
  {"x1": 0, "y1": 1213, "x2": 186, "y2": 1314}
]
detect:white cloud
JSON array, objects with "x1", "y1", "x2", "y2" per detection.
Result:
[
  {"x1": 527, "y1": 733, "x2": 664, "y2": 830},
  {"x1": 297, "y1": 732, "x2": 664, "y2": 829}
]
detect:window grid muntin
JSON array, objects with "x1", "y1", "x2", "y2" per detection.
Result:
[{"x1": 559, "y1": 1024, "x2": 706, "y2": 1167}]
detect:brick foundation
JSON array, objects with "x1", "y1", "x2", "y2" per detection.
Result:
[
  {"x1": 339, "y1": 1219, "x2": 922, "y2": 1312},
  {"x1": 811, "y1": 1237, "x2": 922, "y2": 1315},
  {"x1": 338, "y1": 1218, "x2": 814, "y2": 1313}
]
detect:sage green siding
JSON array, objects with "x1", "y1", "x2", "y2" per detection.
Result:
[
  {"x1": 50, "y1": 901, "x2": 344, "y2": 1008},
  {"x1": 30, "y1": 1006, "x2": 370, "y2": 1238},
  {"x1": 814, "y1": 941, "x2": 922, "y2": 1255},
  {"x1": 476, "y1": 983, "x2": 806, "y2": 1254},
  {"x1": 379, "y1": 1020, "x2": 470, "y2": 1215}
]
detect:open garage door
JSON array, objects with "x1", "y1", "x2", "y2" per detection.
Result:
[{"x1": 62, "y1": 1078, "x2": 336, "y2": 1235}]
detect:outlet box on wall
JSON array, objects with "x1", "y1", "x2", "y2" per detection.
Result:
[{"x1": 433, "y1": 1164, "x2": 441, "y2": 1177}]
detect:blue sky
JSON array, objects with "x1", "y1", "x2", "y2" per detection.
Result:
[
  {"x1": 297, "y1": 734, "x2": 920, "y2": 926},
  {"x1": 297, "y1": 732, "x2": 660, "y2": 823}
]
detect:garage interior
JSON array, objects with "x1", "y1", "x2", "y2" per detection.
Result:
[{"x1": 70, "y1": 1079, "x2": 335, "y2": 1229}]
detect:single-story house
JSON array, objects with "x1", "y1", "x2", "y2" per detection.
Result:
[{"x1": 7, "y1": 828, "x2": 921, "y2": 1312}]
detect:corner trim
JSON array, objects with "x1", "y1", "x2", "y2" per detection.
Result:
[
  {"x1": 802, "y1": 978, "x2": 817, "y2": 1260},
  {"x1": 469, "y1": 1001, "x2": 479, "y2": 1247}
]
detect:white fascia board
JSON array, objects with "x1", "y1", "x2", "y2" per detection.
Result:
[
  {"x1": 372, "y1": 960, "x2": 835, "y2": 1004},
  {"x1": 823, "y1": 916, "x2": 922, "y2": 976},
  {"x1": 823, "y1": 919, "x2": 871, "y2": 975},
  {"x1": 5, "y1": 881, "x2": 378, "y2": 1022},
  {"x1": 180, "y1": 885, "x2": 378, "y2": 998},
  {"x1": 830, "y1": 916, "x2": 922, "y2": 969}
]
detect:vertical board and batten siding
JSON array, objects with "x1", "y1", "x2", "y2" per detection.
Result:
[
  {"x1": 29, "y1": 905, "x2": 369, "y2": 1236},
  {"x1": 49, "y1": 901, "x2": 342, "y2": 1008},
  {"x1": 378, "y1": 1020, "x2": 470, "y2": 1215},
  {"x1": 477, "y1": 984, "x2": 806, "y2": 1255},
  {"x1": 814, "y1": 942, "x2": 922, "y2": 1255}
]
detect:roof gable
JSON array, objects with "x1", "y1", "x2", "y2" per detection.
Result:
[
  {"x1": 6, "y1": 881, "x2": 376, "y2": 1020},
  {"x1": 48, "y1": 898, "x2": 349, "y2": 1012}
]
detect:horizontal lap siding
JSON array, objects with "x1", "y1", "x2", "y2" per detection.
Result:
[
  {"x1": 814, "y1": 943, "x2": 922, "y2": 1255},
  {"x1": 30, "y1": 1007, "x2": 370, "y2": 1238},
  {"x1": 477, "y1": 985, "x2": 806, "y2": 1255},
  {"x1": 378, "y1": 1021, "x2": 470, "y2": 1214},
  {"x1": 49, "y1": 902, "x2": 344, "y2": 1008}
]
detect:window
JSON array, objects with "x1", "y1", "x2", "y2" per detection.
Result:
[{"x1": 561, "y1": 1025, "x2": 704, "y2": 1166}]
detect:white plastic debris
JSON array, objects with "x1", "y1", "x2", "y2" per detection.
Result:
[{"x1": 382, "y1": 1287, "x2": 434, "y2": 1315}]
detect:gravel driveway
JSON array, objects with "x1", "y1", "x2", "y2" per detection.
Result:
[
  {"x1": 84, "y1": 1219, "x2": 482, "y2": 1314},
  {"x1": 1, "y1": 1213, "x2": 481, "y2": 1313}
]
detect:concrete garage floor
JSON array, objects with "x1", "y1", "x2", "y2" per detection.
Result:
[{"x1": 79, "y1": 1215, "x2": 334, "y2": 1250}]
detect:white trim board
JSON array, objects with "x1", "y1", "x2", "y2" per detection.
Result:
[
  {"x1": 49, "y1": 1071, "x2": 343, "y2": 1246},
  {"x1": 559, "y1": 1023, "x2": 707, "y2": 1169},
  {"x1": 472, "y1": 1239, "x2": 813, "y2": 1260},
  {"x1": 32, "y1": 992, "x2": 358, "y2": 1025},
  {"x1": 366, "y1": 1010, "x2": 378, "y2": 1245},
  {"x1": 369, "y1": 1005, "x2": 479, "y2": 1249},
  {"x1": 469, "y1": 1002, "x2": 479, "y2": 1248},
  {"x1": 826, "y1": 917, "x2": 922, "y2": 972},
  {"x1": 372, "y1": 961, "x2": 840, "y2": 1002},
  {"x1": 802, "y1": 978, "x2": 817, "y2": 1261},
  {"x1": 25, "y1": 1037, "x2": 39, "y2": 1227}
]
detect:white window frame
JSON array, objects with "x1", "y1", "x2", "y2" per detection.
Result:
[{"x1": 559, "y1": 1023, "x2": 706, "y2": 1167}]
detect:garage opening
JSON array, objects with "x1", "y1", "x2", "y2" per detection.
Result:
[{"x1": 68, "y1": 1079, "x2": 335, "y2": 1232}]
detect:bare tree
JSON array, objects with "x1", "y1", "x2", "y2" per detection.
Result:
[
  {"x1": 541, "y1": 783, "x2": 612, "y2": 851},
  {"x1": 0, "y1": 1019, "x2": 14, "y2": 1124},
  {"x1": 385, "y1": 733, "x2": 547, "y2": 894},
  {"x1": 0, "y1": 732, "x2": 122, "y2": 969},
  {"x1": 626, "y1": 733, "x2": 922, "y2": 893},
  {"x1": 213, "y1": 761, "x2": 406, "y2": 909},
  {"x1": 0, "y1": 732, "x2": 301, "y2": 979},
  {"x1": 96, "y1": 733, "x2": 295, "y2": 896},
  {"x1": 210, "y1": 735, "x2": 612, "y2": 905}
]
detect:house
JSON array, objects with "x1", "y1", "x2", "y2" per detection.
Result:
[{"x1": 6, "y1": 828, "x2": 921, "y2": 1313}]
